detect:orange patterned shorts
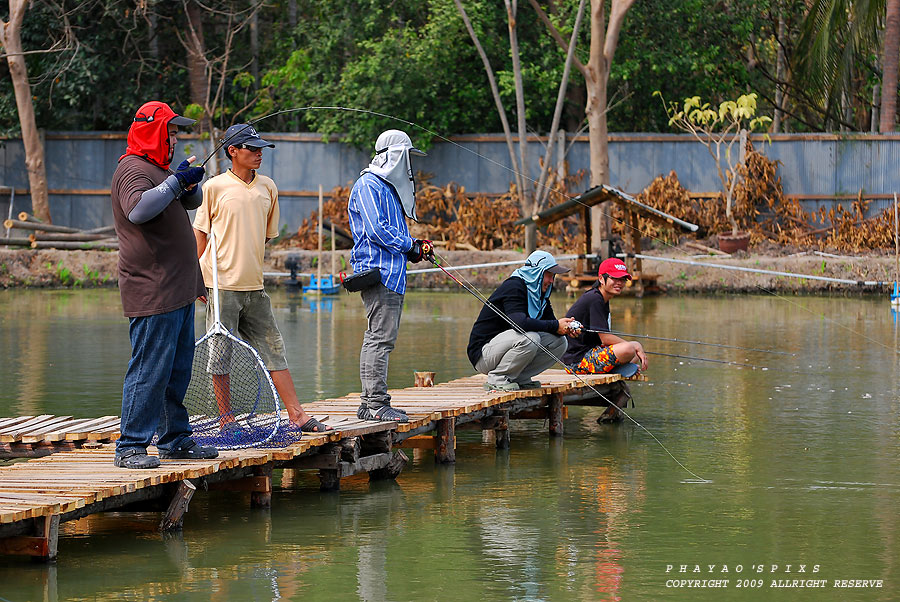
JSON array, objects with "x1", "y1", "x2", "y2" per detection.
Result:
[{"x1": 566, "y1": 345, "x2": 618, "y2": 374}]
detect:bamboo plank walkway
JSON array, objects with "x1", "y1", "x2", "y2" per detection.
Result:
[{"x1": 0, "y1": 369, "x2": 643, "y2": 560}]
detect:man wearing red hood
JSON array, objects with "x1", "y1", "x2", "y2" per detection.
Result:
[{"x1": 110, "y1": 100, "x2": 218, "y2": 469}]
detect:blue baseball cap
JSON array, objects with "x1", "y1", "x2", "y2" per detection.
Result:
[{"x1": 222, "y1": 123, "x2": 274, "y2": 149}]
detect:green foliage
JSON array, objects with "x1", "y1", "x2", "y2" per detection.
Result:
[
  {"x1": 54, "y1": 261, "x2": 72, "y2": 285},
  {"x1": 0, "y1": 0, "x2": 855, "y2": 138}
]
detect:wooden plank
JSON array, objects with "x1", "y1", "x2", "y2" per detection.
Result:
[
  {"x1": 0, "y1": 415, "x2": 57, "y2": 436},
  {"x1": 19, "y1": 418, "x2": 105, "y2": 443},
  {"x1": 0, "y1": 417, "x2": 36, "y2": 429},
  {"x1": 394, "y1": 435, "x2": 437, "y2": 450}
]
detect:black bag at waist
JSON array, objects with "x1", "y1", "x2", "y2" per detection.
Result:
[{"x1": 341, "y1": 268, "x2": 381, "y2": 292}]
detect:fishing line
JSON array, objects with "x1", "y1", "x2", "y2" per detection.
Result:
[
  {"x1": 585, "y1": 328, "x2": 796, "y2": 356},
  {"x1": 429, "y1": 251, "x2": 710, "y2": 483},
  {"x1": 644, "y1": 350, "x2": 763, "y2": 370},
  {"x1": 195, "y1": 105, "x2": 893, "y2": 355}
]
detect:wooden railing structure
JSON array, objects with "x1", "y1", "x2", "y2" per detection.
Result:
[{"x1": 0, "y1": 369, "x2": 643, "y2": 561}]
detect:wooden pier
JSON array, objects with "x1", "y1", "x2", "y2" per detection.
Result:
[{"x1": 0, "y1": 369, "x2": 642, "y2": 561}]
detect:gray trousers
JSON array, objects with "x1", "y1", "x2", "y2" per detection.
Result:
[
  {"x1": 475, "y1": 329, "x2": 567, "y2": 386},
  {"x1": 359, "y1": 283, "x2": 404, "y2": 408}
]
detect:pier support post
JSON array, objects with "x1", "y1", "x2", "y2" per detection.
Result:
[
  {"x1": 318, "y1": 469, "x2": 340, "y2": 491},
  {"x1": 598, "y1": 383, "x2": 631, "y2": 423},
  {"x1": 549, "y1": 393, "x2": 564, "y2": 437},
  {"x1": 159, "y1": 480, "x2": 196, "y2": 532},
  {"x1": 251, "y1": 464, "x2": 273, "y2": 508},
  {"x1": 369, "y1": 450, "x2": 409, "y2": 481},
  {"x1": 435, "y1": 418, "x2": 456, "y2": 463},
  {"x1": 495, "y1": 410, "x2": 510, "y2": 449},
  {"x1": 0, "y1": 514, "x2": 60, "y2": 561}
]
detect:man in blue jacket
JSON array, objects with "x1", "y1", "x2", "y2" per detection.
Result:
[{"x1": 348, "y1": 130, "x2": 433, "y2": 423}]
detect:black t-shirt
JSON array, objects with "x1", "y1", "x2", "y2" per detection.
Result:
[
  {"x1": 466, "y1": 276, "x2": 558, "y2": 367},
  {"x1": 561, "y1": 288, "x2": 610, "y2": 366}
]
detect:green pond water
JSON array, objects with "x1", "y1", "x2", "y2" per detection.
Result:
[{"x1": 0, "y1": 288, "x2": 898, "y2": 601}]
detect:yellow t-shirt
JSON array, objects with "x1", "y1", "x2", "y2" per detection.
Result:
[{"x1": 193, "y1": 169, "x2": 280, "y2": 291}]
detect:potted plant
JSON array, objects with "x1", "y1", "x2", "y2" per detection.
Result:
[{"x1": 656, "y1": 92, "x2": 772, "y2": 252}]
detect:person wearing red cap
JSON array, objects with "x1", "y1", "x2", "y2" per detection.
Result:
[
  {"x1": 562, "y1": 258, "x2": 648, "y2": 375},
  {"x1": 111, "y1": 101, "x2": 217, "y2": 469}
]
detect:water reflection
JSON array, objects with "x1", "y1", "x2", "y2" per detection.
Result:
[{"x1": 1, "y1": 291, "x2": 899, "y2": 600}]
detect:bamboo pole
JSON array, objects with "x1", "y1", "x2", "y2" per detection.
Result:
[
  {"x1": 330, "y1": 221, "x2": 336, "y2": 280},
  {"x1": 29, "y1": 232, "x2": 111, "y2": 242},
  {"x1": 3, "y1": 220, "x2": 81, "y2": 234},
  {"x1": 894, "y1": 192, "x2": 898, "y2": 282},
  {"x1": 31, "y1": 239, "x2": 118, "y2": 250},
  {"x1": 83, "y1": 225, "x2": 116, "y2": 236},
  {"x1": 317, "y1": 184, "x2": 323, "y2": 290}
]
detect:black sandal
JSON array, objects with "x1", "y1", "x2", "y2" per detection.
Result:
[{"x1": 299, "y1": 417, "x2": 333, "y2": 432}]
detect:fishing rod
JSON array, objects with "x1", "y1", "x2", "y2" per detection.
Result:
[
  {"x1": 582, "y1": 328, "x2": 796, "y2": 356},
  {"x1": 427, "y1": 251, "x2": 709, "y2": 483}
]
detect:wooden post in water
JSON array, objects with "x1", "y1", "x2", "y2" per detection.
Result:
[
  {"x1": 495, "y1": 409, "x2": 510, "y2": 449},
  {"x1": 250, "y1": 463, "x2": 273, "y2": 508},
  {"x1": 894, "y1": 192, "x2": 899, "y2": 282},
  {"x1": 435, "y1": 418, "x2": 456, "y2": 463},
  {"x1": 331, "y1": 221, "x2": 337, "y2": 283},
  {"x1": 549, "y1": 392, "x2": 564, "y2": 437},
  {"x1": 160, "y1": 480, "x2": 196, "y2": 531},
  {"x1": 0, "y1": 513, "x2": 60, "y2": 561},
  {"x1": 316, "y1": 184, "x2": 323, "y2": 290}
]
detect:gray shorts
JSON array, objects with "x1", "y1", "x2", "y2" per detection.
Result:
[{"x1": 205, "y1": 289, "x2": 288, "y2": 371}]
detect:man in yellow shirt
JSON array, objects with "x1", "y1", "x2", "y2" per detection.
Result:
[{"x1": 193, "y1": 123, "x2": 331, "y2": 433}]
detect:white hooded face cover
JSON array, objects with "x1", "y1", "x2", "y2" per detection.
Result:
[{"x1": 361, "y1": 129, "x2": 426, "y2": 221}]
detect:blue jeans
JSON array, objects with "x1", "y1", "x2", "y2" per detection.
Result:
[{"x1": 116, "y1": 303, "x2": 195, "y2": 455}]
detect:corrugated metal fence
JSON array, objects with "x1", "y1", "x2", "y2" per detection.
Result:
[{"x1": 2, "y1": 132, "x2": 899, "y2": 232}]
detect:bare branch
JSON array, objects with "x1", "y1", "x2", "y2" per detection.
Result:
[{"x1": 528, "y1": 0, "x2": 587, "y2": 77}]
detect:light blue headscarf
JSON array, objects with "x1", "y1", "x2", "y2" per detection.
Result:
[{"x1": 510, "y1": 250, "x2": 560, "y2": 319}]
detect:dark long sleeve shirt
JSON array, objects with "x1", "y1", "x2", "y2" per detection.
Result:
[{"x1": 466, "y1": 276, "x2": 558, "y2": 367}]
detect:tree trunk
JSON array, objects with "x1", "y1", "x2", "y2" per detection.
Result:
[
  {"x1": 185, "y1": 2, "x2": 211, "y2": 137},
  {"x1": 250, "y1": 10, "x2": 259, "y2": 86},
  {"x1": 506, "y1": 0, "x2": 535, "y2": 253},
  {"x1": 587, "y1": 0, "x2": 611, "y2": 250},
  {"x1": 880, "y1": 0, "x2": 900, "y2": 132},
  {"x1": 1, "y1": 0, "x2": 52, "y2": 223},
  {"x1": 772, "y1": 9, "x2": 786, "y2": 133}
]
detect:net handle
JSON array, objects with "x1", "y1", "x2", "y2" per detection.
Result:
[{"x1": 210, "y1": 224, "x2": 221, "y2": 324}]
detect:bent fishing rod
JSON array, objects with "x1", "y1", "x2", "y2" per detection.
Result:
[{"x1": 427, "y1": 252, "x2": 709, "y2": 483}]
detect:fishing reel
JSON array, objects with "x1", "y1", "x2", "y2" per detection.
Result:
[{"x1": 567, "y1": 320, "x2": 583, "y2": 335}]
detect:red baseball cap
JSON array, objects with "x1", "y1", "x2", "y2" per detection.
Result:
[{"x1": 598, "y1": 258, "x2": 632, "y2": 280}]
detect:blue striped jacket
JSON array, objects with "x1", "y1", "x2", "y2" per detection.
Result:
[{"x1": 348, "y1": 172, "x2": 415, "y2": 295}]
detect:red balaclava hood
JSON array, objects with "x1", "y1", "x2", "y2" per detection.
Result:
[{"x1": 119, "y1": 101, "x2": 194, "y2": 169}]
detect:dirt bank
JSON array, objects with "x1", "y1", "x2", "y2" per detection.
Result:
[{"x1": 2, "y1": 246, "x2": 896, "y2": 295}]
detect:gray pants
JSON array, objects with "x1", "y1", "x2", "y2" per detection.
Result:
[
  {"x1": 475, "y1": 329, "x2": 567, "y2": 386},
  {"x1": 360, "y1": 283, "x2": 404, "y2": 409}
]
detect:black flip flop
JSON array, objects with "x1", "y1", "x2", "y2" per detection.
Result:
[{"x1": 299, "y1": 417, "x2": 333, "y2": 432}]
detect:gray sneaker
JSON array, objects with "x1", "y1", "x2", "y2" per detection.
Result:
[
  {"x1": 515, "y1": 379, "x2": 542, "y2": 389},
  {"x1": 484, "y1": 381, "x2": 520, "y2": 392},
  {"x1": 114, "y1": 448, "x2": 161, "y2": 469}
]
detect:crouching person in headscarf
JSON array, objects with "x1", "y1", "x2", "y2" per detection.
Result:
[
  {"x1": 348, "y1": 129, "x2": 433, "y2": 424},
  {"x1": 467, "y1": 250, "x2": 580, "y2": 392}
]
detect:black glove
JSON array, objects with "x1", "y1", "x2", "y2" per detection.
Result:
[
  {"x1": 174, "y1": 164, "x2": 205, "y2": 192},
  {"x1": 406, "y1": 239, "x2": 434, "y2": 263}
]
